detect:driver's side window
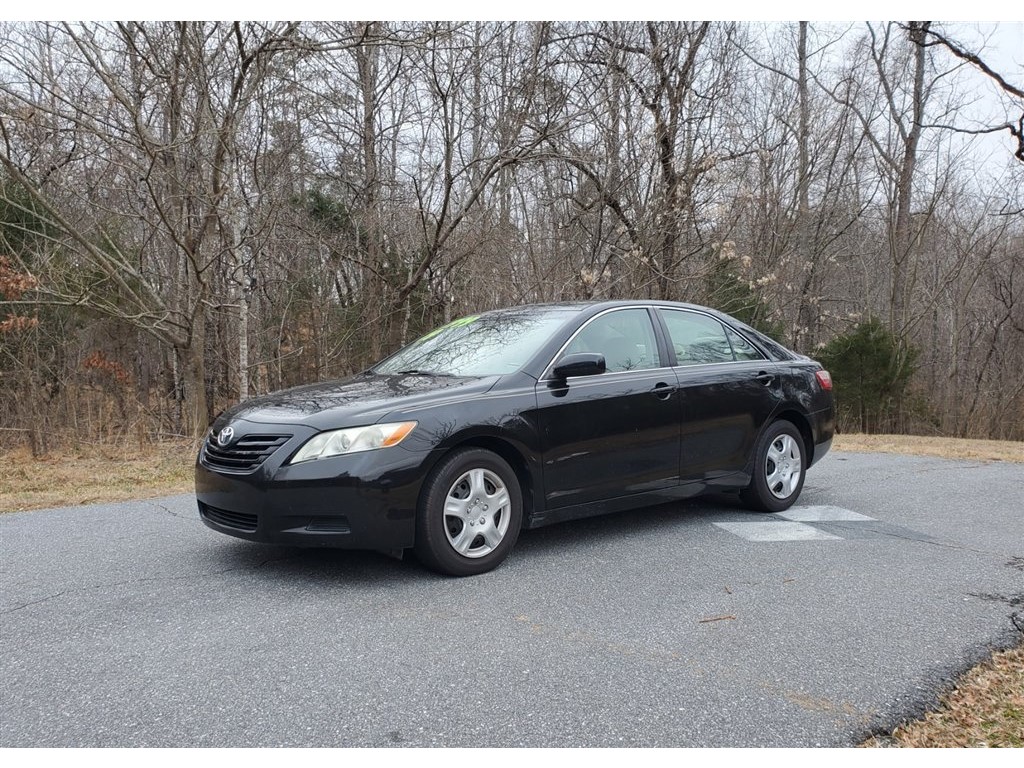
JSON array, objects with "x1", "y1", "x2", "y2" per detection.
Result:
[{"x1": 561, "y1": 309, "x2": 661, "y2": 373}]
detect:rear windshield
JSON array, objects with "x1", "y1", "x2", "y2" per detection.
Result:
[{"x1": 373, "y1": 309, "x2": 575, "y2": 377}]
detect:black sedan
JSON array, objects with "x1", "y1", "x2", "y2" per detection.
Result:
[{"x1": 196, "y1": 301, "x2": 834, "y2": 575}]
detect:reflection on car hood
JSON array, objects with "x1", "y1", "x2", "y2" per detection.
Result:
[{"x1": 217, "y1": 372, "x2": 499, "y2": 427}]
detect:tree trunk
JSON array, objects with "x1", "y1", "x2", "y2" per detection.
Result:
[
  {"x1": 794, "y1": 21, "x2": 817, "y2": 352},
  {"x1": 891, "y1": 21, "x2": 930, "y2": 337},
  {"x1": 356, "y1": 22, "x2": 387, "y2": 358},
  {"x1": 187, "y1": 284, "x2": 209, "y2": 436}
]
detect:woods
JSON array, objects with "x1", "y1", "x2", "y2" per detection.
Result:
[{"x1": 1, "y1": 20, "x2": 1022, "y2": 450}]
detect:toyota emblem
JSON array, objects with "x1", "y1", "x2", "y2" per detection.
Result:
[{"x1": 217, "y1": 426, "x2": 235, "y2": 446}]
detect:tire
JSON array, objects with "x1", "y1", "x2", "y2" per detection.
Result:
[
  {"x1": 740, "y1": 420, "x2": 806, "y2": 513},
  {"x1": 414, "y1": 448, "x2": 523, "y2": 576}
]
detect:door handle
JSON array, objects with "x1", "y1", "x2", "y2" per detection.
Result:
[
  {"x1": 755, "y1": 371, "x2": 777, "y2": 386},
  {"x1": 652, "y1": 382, "x2": 676, "y2": 400}
]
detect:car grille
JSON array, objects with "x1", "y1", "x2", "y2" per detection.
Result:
[
  {"x1": 200, "y1": 502, "x2": 258, "y2": 532},
  {"x1": 203, "y1": 433, "x2": 291, "y2": 473}
]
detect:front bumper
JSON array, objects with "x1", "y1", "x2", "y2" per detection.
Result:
[{"x1": 195, "y1": 423, "x2": 429, "y2": 550}]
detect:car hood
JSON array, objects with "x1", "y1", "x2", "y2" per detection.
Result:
[{"x1": 215, "y1": 372, "x2": 500, "y2": 429}]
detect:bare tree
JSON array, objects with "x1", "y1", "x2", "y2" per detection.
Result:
[
  {"x1": 916, "y1": 24, "x2": 1024, "y2": 163},
  {"x1": 0, "y1": 22, "x2": 301, "y2": 432},
  {"x1": 2, "y1": 21, "x2": 1021, "y2": 445}
]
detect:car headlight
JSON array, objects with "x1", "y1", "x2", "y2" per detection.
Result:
[{"x1": 288, "y1": 421, "x2": 418, "y2": 464}]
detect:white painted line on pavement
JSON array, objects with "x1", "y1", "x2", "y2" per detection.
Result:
[
  {"x1": 778, "y1": 506, "x2": 875, "y2": 522},
  {"x1": 713, "y1": 521, "x2": 843, "y2": 542}
]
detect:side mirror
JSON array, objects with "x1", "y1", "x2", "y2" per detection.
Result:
[{"x1": 552, "y1": 352, "x2": 606, "y2": 381}]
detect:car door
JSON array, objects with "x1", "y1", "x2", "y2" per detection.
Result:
[
  {"x1": 656, "y1": 308, "x2": 782, "y2": 487},
  {"x1": 535, "y1": 307, "x2": 681, "y2": 509}
]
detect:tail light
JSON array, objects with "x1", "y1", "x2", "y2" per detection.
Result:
[{"x1": 815, "y1": 370, "x2": 833, "y2": 391}]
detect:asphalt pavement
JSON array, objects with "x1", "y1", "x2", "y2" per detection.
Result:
[{"x1": 1, "y1": 451, "x2": 1022, "y2": 747}]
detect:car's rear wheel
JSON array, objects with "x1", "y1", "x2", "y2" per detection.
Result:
[
  {"x1": 741, "y1": 420, "x2": 806, "y2": 513},
  {"x1": 414, "y1": 448, "x2": 523, "y2": 576}
]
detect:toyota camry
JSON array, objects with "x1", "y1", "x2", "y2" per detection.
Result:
[{"x1": 196, "y1": 301, "x2": 835, "y2": 575}]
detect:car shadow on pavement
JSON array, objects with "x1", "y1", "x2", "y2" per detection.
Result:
[{"x1": 202, "y1": 495, "x2": 761, "y2": 582}]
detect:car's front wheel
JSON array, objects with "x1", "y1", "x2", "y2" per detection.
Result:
[
  {"x1": 741, "y1": 420, "x2": 806, "y2": 512},
  {"x1": 414, "y1": 448, "x2": 523, "y2": 576}
]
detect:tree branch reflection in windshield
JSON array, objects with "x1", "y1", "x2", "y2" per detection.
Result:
[{"x1": 374, "y1": 309, "x2": 575, "y2": 377}]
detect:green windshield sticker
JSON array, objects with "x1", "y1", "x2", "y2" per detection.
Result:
[{"x1": 418, "y1": 314, "x2": 479, "y2": 342}]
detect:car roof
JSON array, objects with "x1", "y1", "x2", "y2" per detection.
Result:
[{"x1": 479, "y1": 299, "x2": 719, "y2": 316}]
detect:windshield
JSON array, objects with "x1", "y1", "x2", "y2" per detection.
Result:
[{"x1": 373, "y1": 309, "x2": 576, "y2": 377}]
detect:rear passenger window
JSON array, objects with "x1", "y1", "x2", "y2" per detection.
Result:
[
  {"x1": 660, "y1": 310, "x2": 735, "y2": 365},
  {"x1": 726, "y1": 327, "x2": 765, "y2": 361}
]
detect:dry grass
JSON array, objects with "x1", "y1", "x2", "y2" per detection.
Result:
[
  {"x1": 863, "y1": 643, "x2": 1024, "y2": 748},
  {"x1": 835, "y1": 433, "x2": 1024, "y2": 463},
  {"x1": 0, "y1": 440, "x2": 197, "y2": 512}
]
